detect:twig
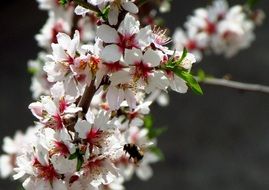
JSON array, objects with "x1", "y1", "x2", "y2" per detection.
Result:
[
  {"x1": 199, "y1": 77, "x2": 269, "y2": 94},
  {"x1": 78, "y1": 80, "x2": 97, "y2": 114}
]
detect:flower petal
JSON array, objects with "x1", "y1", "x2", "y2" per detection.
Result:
[
  {"x1": 122, "y1": 2, "x2": 138, "y2": 14},
  {"x1": 101, "y1": 45, "x2": 122, "y2": 63},
  {"x1": 143, "y1": 49, "x2": 163, "y2": 67},
  {"x1": 118, "y1": 13, "x2": 140, "y2": 36},
  {"x1": 124, "y1": 48, "x2": 143, "y2": 65},
  {"x1": 74, "y1": 120, "x2": 91, "y2": 139},
  {"x1": 97, "y1": 25, "x2": 118, "y2": 43},
  {"x1": 136, "y1": 26, "x2": 152, "y2": 49}
]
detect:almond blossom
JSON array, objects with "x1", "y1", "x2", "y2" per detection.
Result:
[
  {"x1": 96, "y1": 13, "x2": 152, "y2": 63},
  {"x1": 2, "y1": 0, "x2": 264, "y2": 189}
]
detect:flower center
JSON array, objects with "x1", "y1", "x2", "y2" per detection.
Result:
[
  {"x1": 134, "y1": 61, "x2": 152, "y2": 81},
  {"x1": 118, "y1": 34, "x2": 137, "y2": 53},
  {"x1": 33, "y1": 158, "x2": 58, "y2": 182}
]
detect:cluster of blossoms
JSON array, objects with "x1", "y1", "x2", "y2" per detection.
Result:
[
  {"x1": 1, "y1": 0, "x2": 200, "y2": 189},
  {"x1": 173, "y1": 0, "x2": 265, "y2": 61},
  {"x1": 1, "y1": 0, "x2": 265, "y2": 189}
]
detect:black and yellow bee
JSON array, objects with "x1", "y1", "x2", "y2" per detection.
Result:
[{"x1": 123, "y1": 143, "x2": 144, "y2": 164}]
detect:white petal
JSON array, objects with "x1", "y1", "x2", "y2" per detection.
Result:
[
  {"x1": 52, "y1": 179, "x2": 68, "y2": 190},
  {"x1": 130, "y1": 117, "x2": 143, "y2": 127},
  {"x1": 85, "y1": 110, "x2": 95, "y2": 124},
  {"x1": 136, "y1": 164, "x2": 153, "y2": 180},
  {"x1": 51, "y1": 155, "x2": 76, "y2": 174},
  {"x1": 28, "y1": 102, "x2": 43, "y2": 120},
  {"x1": 124, "y1": 48, "x2": 143, "y2": 65},
  {"x1": 108, "y1": 7, "x2": 119, "y2": 26},
  {"x1": 143, "y1": 49, "x2": 162, "y2": 67},
  {"x1": 125, "y1": 89, "x2": 136, "y2": 110},
  {"x1": 0, "y1": 155, "x2": 13, "y2": 178},
  {"x1": 51, "y1": 44, "x2": 67, "y2": 62},
  {"x1": 97, "y1": 25, "x2": 118, "y2": 43},
  {"x1": 74, "y1": 120, "x2": 91, "y2": 139},
  {"x1": 106, "y1": 86, "x2": 124, "y2": 110},
  {"x1": 101, "y1": 45, "x2": 122, "y2": 63},
  {"x1": 50, "y1": 82, "x2": 65, "y2": 99},
  {"x1": 118, "y1": 13, "x2": 140, "y2": 36},
  {"x1": 170, "y1": 76, "x2": 188, "y2": 93},
  {"x1": 156, "y1": 92, "x2": 170, "y2": 106},
  {"x1": 41, "y1": 97, "x2": 57, "y2": 115},
  {"x1": 136, "y1": 26, "x2": 152, "y2": 49},
  {"x1": 122, "y1": 2, "x2": 138, "y2": 14},
  {"x1": 57, "y1": 32, "x2": 71, "y2": 50},
  {"x1": 110, "y1": 70, "x2": 131, "y2": 86},
  {"x1": 68, "y1": 30, "x2": 80, "y2": 57},
  {"x1": 74, "y1": 5, "x2": 89, "y2": 16}
]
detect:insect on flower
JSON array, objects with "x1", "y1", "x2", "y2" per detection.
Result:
[{"x1": 123, "y1": 143, "x2": 144, "y2": 164}]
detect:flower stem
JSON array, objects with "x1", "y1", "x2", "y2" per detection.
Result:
[{"x1": 198, "y1": 77, "x2": 269, "y2": 94}]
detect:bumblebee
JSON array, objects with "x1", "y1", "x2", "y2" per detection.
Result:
[{"x1": 123, "y1": 143, "x2": 144, "y2": 164}]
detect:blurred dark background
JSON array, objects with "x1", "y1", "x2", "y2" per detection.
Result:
[{"x1": 0, "y1": 0, "x2": 269, "y2": 189}]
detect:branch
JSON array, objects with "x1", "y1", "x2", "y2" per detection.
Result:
[
  {"x1": 198, "y1": 77, "x2": 269, "y2": 94},
  {"x1": 78, "y1": 80, "x2": 97, "y2": 114},
  {"x1": 72, "y1": 0, "x2": 100, "y2": 13}
]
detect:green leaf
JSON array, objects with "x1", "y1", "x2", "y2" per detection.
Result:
[
  {"x1": 69, "y1": 152, "x2": 78, "y2": 160},
  {"x1": 247, "y1": 0, "x2": 260, "y2": 8},
  {"x1": 97, "y1": 6, "x2": 110, "y2": 21},
  {"x1": 165, "y1": 48, "x2": 188, "y2": 69},
  {"x1": 69, "y1": 148, "x2": 84, "y2": 171},
  {"x1": 197, "y1": 69, "x2": 206, "y2": 81},
  {"x1": 76, "y1": 156, "x2": 84, "y2": 171},
  {"x1": 144, "y1": 115, "x2": 153, "y2": 130},
  {"x1": 176, "y1": 47, "x2": 188, "y2": 66},
  {"x1": 27, "y1": 67, "x2": 38, "y2": 75},
  {"x1": 148, "y1": 127, "x2": 167, "y2": 140},
  {"x1": 144, "y1": 115, "x2": 166, "y2": 139},
  {"x1": 149, "y1": 146, "x2": 165, "y2": 160},
  {"x1": 59, "y1": 0, "x2": 68, "y2": 6},
  {"x1": 173, "y1": 68, "x2": 203, "y2": 95}
]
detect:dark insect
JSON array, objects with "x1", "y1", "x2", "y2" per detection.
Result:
[{"x1": 123, "y1": 143, "x2": 144, "y2": 164}]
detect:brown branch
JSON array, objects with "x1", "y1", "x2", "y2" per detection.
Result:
[
  {"x1": 199, "y1": 77, "x2": 269, "y2": 94},
  {"x1": 78, "y1": 80, "x2": 97, "y2": 114}
]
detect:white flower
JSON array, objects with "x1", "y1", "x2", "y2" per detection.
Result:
[
  {"x1": 75, "y1": 110, "x2": 116, "y2": 148},
  {"x1": 106, "y1": 70, "x2": 136, "y2": 110},
  {"x1": 44, "y1": 30, "x2": 80, "y2": 82},
  {"x1": 96, "y1": 13, "x2": 152, "y2": 63},
  {"x1": 35, "y1": 12, "x2": 72, "y2": 49},
  {"x1": 107, "y1": 0, "x2": 138, "y2": 25}
]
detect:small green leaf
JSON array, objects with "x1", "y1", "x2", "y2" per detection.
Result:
[
  {"x1": 28, "y1": 67, "x2": 38, "y2": 75},
  {"x1": 69, "y1": 148, "x2": 84, "y2": 171},
  {"x1": 148, "y1": 127, "x2": 167, "y2": 139},
  {"x1": 165, "y1": 48, "x2": 188, "y2": 69},
  {"x1": 76, "y1": 156, "x2": 84, "y2": 171},
  {"x1": 59, "y1": 0, "x2": 68, "y2": 6},
  {"x1": 69, "y1": 152, "x2": 78, "y2": 160},
  {"x1": 173, "y1": 68, "x2": 203, "y2": 95},
  {"x1": 176, "y1": 47, "x2": 188, "y2": 66},
  {"x1": 144, "y1": 115, "x2": 153, "y2": 130},
  {"x1": 97, "y1": 6, "x2": 110, "y2": 21},
  {"x1": 144, "y1": 115, "x2": 166, "y2": 139},
  {"x1": 197, "y1": 69, "x2": 206, "y2": 81},
  {"x1": 149, "y1": 146, "x2": 165, "y2": 160}
]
